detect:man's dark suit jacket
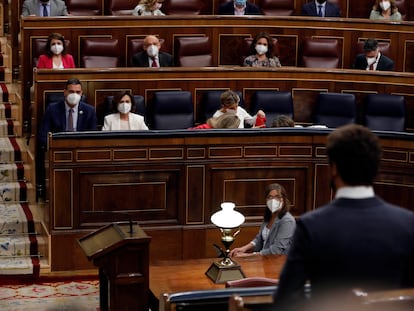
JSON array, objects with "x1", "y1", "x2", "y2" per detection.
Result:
[
  {"x1": 274, "y1": 196, "x2": 414, "y2": 309},
  {"x1": 301, "y1": 1, "x2": 341, "y2": 17},
  {"x1": 218, "y1": 1, "x2": 262, "y2": 15},
  {"x1": 131, "y1": 51, "x2": 174, "y2": 67},
  {"x1": 38, "y1": 101, "x2": 97, "y2": 148},
  {"x1": 352, "y1": 53, "x2": 395, "y2": 71}
]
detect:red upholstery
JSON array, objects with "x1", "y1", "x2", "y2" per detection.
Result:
[
  {"x1": 66, "y1": 0, "x2": 102, "y2": 16},
  {"x1": 80, "y1": 38, "x2": 120, "y2": 68},
  {"x1": 225, "y1": 277, "x2": 279, "y2": 288},
  {"x1": 259, "y1": 0, "x2": 295, "y2": 16},
  {"x1": 127, "y1": 38, "x2": 165, "y2": 66},
  {"x1": 395, "y1": 0, "x2": 407, "y2": 20},
  {"x1": 31, "y1": 38, "x2": 72, "y2": 68},
  {"x1": 164, "y1": 0, "x2": 206, "y2": 15},
  {"x1": 301, "y1": 37, "x2": 341, "y2": 68},
  {"x1": 175, "y1": 37, "x2": 213, "y2": 67},
  {"x1": 106, "y1": 0, "x2": 136, "y2": 15}
]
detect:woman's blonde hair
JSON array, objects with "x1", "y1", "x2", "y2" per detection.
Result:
[
  {"x1": 139, "y1": 0, "x2": 159, "y2": 9},
  {"x1": 208, "y1": 114, "x2": 240, "y2": 129}
]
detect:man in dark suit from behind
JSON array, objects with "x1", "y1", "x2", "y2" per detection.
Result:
[
  {"x1": 302, "y1": 0, "x2": 341, "y2": 17},
  {"x1": 272, "y1": 124, "x2": 414, "y2": 310},
  {"x1": 131, "y1": 35, "x2": 174, "y2": 68},
  {"x1": 218, "y1": 0, "x2": 262, "y2": 15},
  {"x1": 353, "y1": 38, "x2": 395, "y2": 71}
]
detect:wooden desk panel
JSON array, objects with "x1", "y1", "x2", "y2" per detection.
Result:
[
  {"x1": 150, "y1": 255, "x2": 286, "y2": 298},
  {"x1": 46, "y1": 129, "x2": 414, "y2": 271}
]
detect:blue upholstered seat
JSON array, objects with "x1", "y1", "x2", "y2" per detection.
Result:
[
  {"x1": 364, "y1": 94, "x2": 405, "y2": 132},
  {"x1": 314, "y1": 92, "x2": 356, "y2": 128},
  {"x1": 250, "y1": 91, "x2": 294, "y2": 127},
  {"x1": 151, "y1": 91, "x2": 194, "y2": 129}
]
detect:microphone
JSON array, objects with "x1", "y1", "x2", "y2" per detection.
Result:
[{"x1": 83, "y1": 210, "x2": 135, "y2": 236}]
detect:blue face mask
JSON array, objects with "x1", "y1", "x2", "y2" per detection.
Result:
[{"x1": 235, "y1": 0, "x2": 247, "y2": 7}]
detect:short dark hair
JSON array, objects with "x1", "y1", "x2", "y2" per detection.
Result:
[
  {"x1": 271, "y1": 115, "x2": 295, "y2": 127},
  {"x1": 326, "y1": 124, "x2": 382, "y2": 185},
  {"x1": 363, "y1": 38, "x2": 378, "y2": 52},
  {"x1": 65, "y1": 78, "x2": 81, "y2": 89},
  {"x1": 111, "y1": 91, "x2": 136, "y2": 113},
  {"x1": 263, "y1": 183, "x2": 291, "y2": 222}
]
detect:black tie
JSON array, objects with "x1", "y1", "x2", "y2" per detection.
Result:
[
  {"x1": 42, "y1": 3, "x2": 48, "y2": 16},
  {"x1": 318, "y1": 5, "x2": 323, "y2": 17}
]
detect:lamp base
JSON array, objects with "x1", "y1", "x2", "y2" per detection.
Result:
[{"x1": 205, "y1": 259, "x2": 246, "y2": 284}]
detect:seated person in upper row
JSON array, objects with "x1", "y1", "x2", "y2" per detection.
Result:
[
  {"x1": 22, "y1": 0, "x2": 68, "y2": 16},
  {"x1": 37, "y1": 33, "x2": 75, "y2": 69},
  {"x1": 243, "y1": 32, "x2": 281, "y2": 68},
  {"x1": 213, "y1": 90, "x2": 265, "y2": 128},
  {"x1": 353, "y1": 38, "x2": 394, "y2": 71},
  {"x1": 132, "y1": 35, "x2": 174, "y2": 67},
  {"x1": 102, "y1": 91, "x2": 149, "y2": 131},
  {"x1": 369, "y1": 0, "x2": 401, "y2": 21},
  {"x1": 133, "y1": 0, "x2": 165, "y2": 16},
  {"x1": 218, "y1": 0, "x2": 262, "y2": 15},
  {"x1": 302, "y1": 0, "x2": 341, "y2": 17}
]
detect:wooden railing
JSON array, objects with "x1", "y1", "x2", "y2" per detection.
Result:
[
  {"x1": 46, "y1": 128, "x2": 414, "y2": 270},
  {"x1": 32, "y1": 67, "x2": 414, "y2": 137}
]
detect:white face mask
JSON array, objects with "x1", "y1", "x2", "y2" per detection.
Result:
[
  {"x1": 379, "y1": 1, "x2": 391, "y2": 11},
  {"x1": 255, "y1": 44, "x2": 268, "y2": 56},
  {"x1": 226, "y1": 108, "x2": 237, "y2": 114},
  {"x1": 66, "y1": 93, "x2": 81, "y2": 107},
  {"x1": 147, "y1": 44, "x2": 159, "y2": 57},
  {"x1": 366, "y1": 56, "x2": 377, "y2": 66},
  {"x1": 266, "y1": 199, "x2": 282, "y2": 213},
  {"x1": 118, "y1": 102, "x2": 131, "y2": 114},
  {"x1": 50, "y1": 44, "x2": 63, "y2": 55}
]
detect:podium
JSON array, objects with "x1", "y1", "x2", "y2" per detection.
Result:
[{"x1": 78, "y1": 222, "x2": 151, "y2": 311}]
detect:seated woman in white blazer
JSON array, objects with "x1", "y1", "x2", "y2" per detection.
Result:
[{"x1": 102, "y1": 91, "x2": 149, "y2": 131}]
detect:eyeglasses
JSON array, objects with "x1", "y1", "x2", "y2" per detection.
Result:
[{"x1": 266, "y1": 195, "x2": 281, "y2": 200}]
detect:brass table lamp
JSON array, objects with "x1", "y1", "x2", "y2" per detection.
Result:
[{"x1": 206, "y1": 202, "x2": 246, "y2": 283}]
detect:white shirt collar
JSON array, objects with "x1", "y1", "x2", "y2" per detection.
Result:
[
  {"x1": 315, "y1": 1, "x2": 326, "y2": 7},
  {"x1": 335, "y1": 186, "x2": 375, "y2": 199}
]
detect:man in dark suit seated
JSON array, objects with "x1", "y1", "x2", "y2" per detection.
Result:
[
  {"x1": 352, "y1": 38, "x2": 395, "y2": 71},
  {"x1": 21, "y1": 0, "x2": 68, "y2": 16},
  {"x1": 301, "y1": 0, "x2": 340, "y2": 17},
  {"x1": 272, "y1": 124, "x2": 414, "y2": 310},
  {"x1": 131, "y1": 35, "x2": 174, "y2": 68},
  {"x1": 38, "y1": 78, "x2": 97, "y2": 149},
  {"x1": 218, "y1": 0, "x2": 262, "y2": 15}
]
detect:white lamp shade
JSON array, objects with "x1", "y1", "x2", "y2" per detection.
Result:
[{"x1": 211, "y1": 202, "x2": 245, "y2": 228}]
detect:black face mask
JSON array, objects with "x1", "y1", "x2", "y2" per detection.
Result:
[{"x1": 316, "y1": 0, "x2": 326, "y2": 4}]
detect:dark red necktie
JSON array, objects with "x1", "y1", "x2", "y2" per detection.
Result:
[{"x1": 151, "y1": 57, "x2": 158, "y2": 68}]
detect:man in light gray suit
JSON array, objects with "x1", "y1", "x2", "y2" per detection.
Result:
[{"x1": 21, "y1": 0, "x2": 68, "y2": 17}]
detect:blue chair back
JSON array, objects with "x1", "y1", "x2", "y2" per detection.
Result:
[
  {"x1": 364, "y1": 94, "x2": 405, "y2": 132},
  {"x1": 314, "y1": 92, "x2": 356, "y2": 128},
  {"x1": 251, "y1": 91, "x2": 293, "y2": 127},
  {"x1": 151, "y1": 91, "x2": 194, "y2": 129}
]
